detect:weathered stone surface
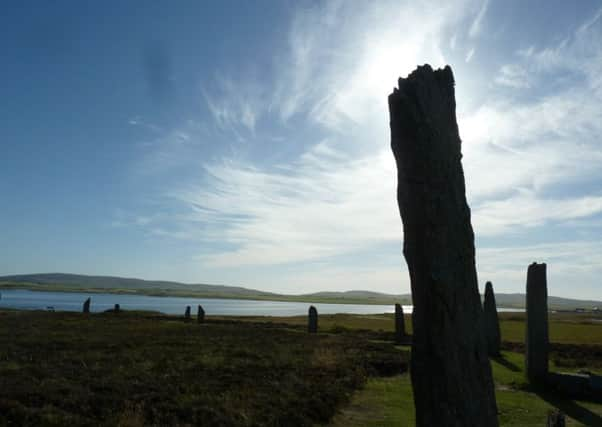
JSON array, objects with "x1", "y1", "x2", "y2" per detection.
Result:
[
  {"x1": 83, "y1": 298, "x2": 91, "y2": 313},
  {"x1": 197, "y1": 305, "x2": 205, "y2": 324},
  {"x1": 395, "y1": 303, "x2": 406, "y2": 344},
  {"x1": 388, "y1": 64, "x2": 498, "y2": 426},
  {"x1": 525, "y1": 262, "x2": 549, "y2": 384},
  {"x1": 184, "y1": 306, "x2": 191, "y2": 321},
  {"x1": 547, "y1": 410, "x2": 566, "y2": 427},
  {"x1": 308, "y1": 306, "x2": 318, "y2": 333},
  {"x1": 483, "y1": 281, "x2": 501, "y2": 356}
]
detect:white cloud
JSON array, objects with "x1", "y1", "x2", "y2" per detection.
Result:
[
  {"x1": 465, "y1": 47, "x2": 475, "y2": 62},
  {"x1": 468, "y1": 0, "x2": 489, "y2": 38},
  {"x1": 477, "y1": 240, "x2": 602, "y2": 300},
  {"x1": 473, "y1": 191, "x2": 602, "y2": 236},
  {"x1": 494, "y1": 64, "x2": 530, "y2": 88},
  {"x1": 123, "y1": 1, "x2": 602, "y2": 297},
  {"x1": 171, "y1": 148, "x2": 400, "y2": 268}
]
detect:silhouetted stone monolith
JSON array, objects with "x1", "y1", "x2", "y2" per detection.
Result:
[
  {"x1": 394, "y1": 303, "x2": 406, "y2": 344},
  {"x1": 389, "y1": 64, "x2": 498, "y2": 426},
  {"x1": 83, "y1": 298, "x2": 91, "y2": 313},
  {"x1": 197, "y1": 305, "x2": 205, "y2": 324},
  {"x1": 114, "y1": 304, "x2": 120, "y2": 313},
  {"x1": 308, "y1": 306, "x2": 318, "y2": 333},
  {"x1": 483, "y1": 281, "x2": 501, "y2": 356},
  {"x1": 184, "y1": 306, "x2": 191, "y2": 321},
  {"x1": 525, "y1": 262, "x2": 549, "y2": 384},
  {"x1": 547, "y1": 410, "x2": 565, "y2": 427}
]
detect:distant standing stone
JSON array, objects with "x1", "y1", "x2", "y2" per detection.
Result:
[
  {"x1": 184, "y1": 305, "x2": 191, "y2": 321},
  {"x1": 114, "y1": 304, "x2": 120, "y2": 313},
  {"x1": 525, "y1": 262, "x2": 549, "y2": 384},
  {"x1": 197, "y1": 305, "x2": 205, "y2": 324},
  {"x1": 483, "y1": 282, "x2": 501, "y2": 356},
  {"x1": 83, "y1": 297, "x2": 91, "y2": 313},
  {"x1": 395, "y1": 303, "x2": 406, "y2": 344},
  {"x1": 547, "y1": 410, "x2": 565, "y2": 427},
  {"x1": 308, "y1": 306, "x2": 318, "y2": 333}
]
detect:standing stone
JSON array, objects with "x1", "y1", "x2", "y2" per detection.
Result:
[
  {"x1": 395, "y1": 303, "x2": 406, "y2": 344},
  {"x1": 184, "y1": 306, "x2": 191, "y2": 321},
  {"x1": 389, "y1": 64, "x2": 498, "y2": 426},
  {"x1": 83, "y1": 298, "x2": 91, "y2": 313},
  {"x1": 114, "y1": 304, "x2": 120, "y2": 313},
  {"x1": 547, "y1": 410, "x2": 565, "y2": 427},
  {"x1": 197, "y1": 305, "x2": 205, "y2": 324},
  {"x1": 308, "y1": 306, "x2": 318, "y2": 333},
  {"x1": 525, "y1": 262, "x2": 549, "y2": 384},
  {"x1": 483, "y1": 281, "x2": 501, "y2": 356}
]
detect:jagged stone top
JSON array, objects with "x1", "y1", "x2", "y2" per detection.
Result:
[{"x1": 391, "y1": 64, "x2": 455, "y2": 95}]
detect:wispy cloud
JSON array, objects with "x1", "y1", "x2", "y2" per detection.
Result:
[
  {"x1": 120, "y1": 1, "x2": 602, "y2": 297},
  {"x1": 202, "y1": 76, "x2": 262, "y2": 137},
  {"x1": 170, "y1": 148, "x2": 400, "y2": 268},
  {"x1": 494, "y1": 64, "x2": 530, "y2": 88},
  {"x1": 465, "y1": 47, "x2": 475, "y2": 62},
  {"x1": 468, "y1": 0, "x2": 489, "y2": 38}
]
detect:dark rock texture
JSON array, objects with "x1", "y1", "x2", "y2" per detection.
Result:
[
  {"x1": 197, "y1": 305, "x2": 205, "y2": 324},
  {"x1": 547, "y1": 410, "x2": 566, "y2": 427},
  {"x1": 483, "y1": 281, "x2": 501, "y2": 356},
  {"x1": 82, "y1": 298, "x2": 91, "y2": 313},
  {"x1": 184, "y1": 306, "x2": 191, "y2": 322},
  {"x1": 395, "y1": 303, "x2": 406, "y2": 344},
  {"x1": 388, "y1": 64, "x2": 498, "y2": 426},
  {"x1": 525, "y1": 262, "x2": 549, "y2": 384},
  {"x1": 308, "y1": 306, "x2": 318, "y2": 333}
]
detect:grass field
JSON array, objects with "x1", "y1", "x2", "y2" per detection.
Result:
[
  {"x1": 223, "y1": 311, "x2": 602, "y2": 344},
  {"x1": 1, "y1": 309, "x2": 601, "y2": 426},
  {"x1": 0, "y1": 310, "x2": 406, "y2": 426}
]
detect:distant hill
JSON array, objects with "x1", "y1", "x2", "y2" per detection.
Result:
[
  {"x1": 1, "y1": 273, "x2": 600, "y2": 309},
  {"x1": 0, "y1": 273, "x2": 277, "y2": 297}
]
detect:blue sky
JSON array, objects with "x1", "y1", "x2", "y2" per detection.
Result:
[{"x1": 1, "y1": 1, "x2": 601, "y2": 299}]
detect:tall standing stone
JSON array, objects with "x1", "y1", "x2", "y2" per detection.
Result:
[
  {"x1": 197, "y1": 305, "x2": 205, "y2": 324},
  {"x1": 184, "y1": 305, "x2": 191, "y2": 322},
  {"x1": 83, "y1": 297, "x2": 91, "y2": 313},
  {"x1": 483, "y1": 281, "x2": 501, "y2": 356},
  {"x1": 395, "y1": 303, "x2": 406, "y2": 344},
  {"x1": 114, "y1": 303, "x2": 120, "y2": 313},
  {"x1": 389, "y1": 64, "x2": 498, "y2": 426},
  {"x1": 525, "y1": 262, "x2": 549, "y2": 384},
  {"x1": 308, "y1": 306, "x2": 318, "y2": 333}
]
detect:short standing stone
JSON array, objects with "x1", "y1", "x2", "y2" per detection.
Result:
[
  {"x1": 308, "y1": 306, "x2": 318, "y2": 333},
  {"x1": 114, "y1": 304, "x2": 120, "y2": 313},
  {"x1": 525, "y1": 262, "x2": 549, "y2": 384},
  {"x1": 547, "y1": 410, "x2": 565, "y2": 427},
  {"x1": 483, "y1": 282, "x2": 501, "y2": 356},
  {"x1": 197, "y1": 305, "x2": 205, "y2": 324},
  {"x1": 83, "y1": 297, "x2": 91, "y2": 313},
  {"x1": 184, "y1": 306, "x2": 191, "y2": 321},
  {"x1": 395, "y1": 303, "x2": 406, "y2": 344}
]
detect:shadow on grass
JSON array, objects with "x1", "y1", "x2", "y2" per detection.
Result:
[
  {"x1": 534, "y1": 388, "x2": 602, "y2": 427},
  {"x1": 492, "y1": 355, "x2": 521, "y2": 372}
]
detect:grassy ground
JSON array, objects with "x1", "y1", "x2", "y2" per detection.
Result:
[
  {"x1": 1, "y1": 309, "x2": 601, "y2": 426},
  {"x1": 330, "y1": 350, "x2": 602, "y2": 427},
  {"x1": 0, "y1": 310, "x2": 407, "y2": 426},
  {"x1": 324, "y1": 312, "x2": 602, "y2": 427},
  {"x1": 223, "y1": 311, "x2": 602, "y2": 344}
]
